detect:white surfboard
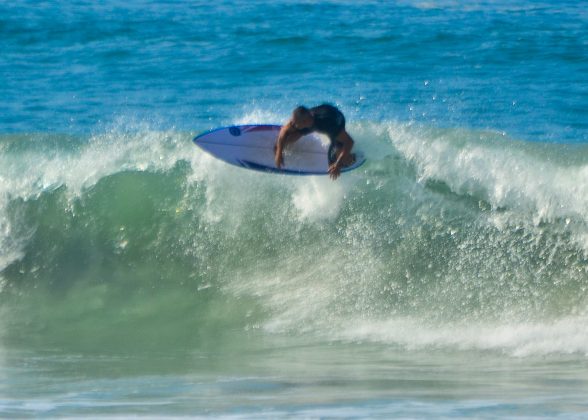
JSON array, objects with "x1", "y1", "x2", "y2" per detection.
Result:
[{"x1": 193, "y1": 125, "x2": 365, "y2": 175}]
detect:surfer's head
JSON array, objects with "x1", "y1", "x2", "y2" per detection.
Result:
[{"x1": 292, "y1": 106, "x2": 313, "y2": 129}]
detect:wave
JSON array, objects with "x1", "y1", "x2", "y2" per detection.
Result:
[{"x1": 1, "y1": 116, "x2": 588, "y2": 356}]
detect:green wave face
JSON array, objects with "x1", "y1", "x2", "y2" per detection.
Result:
[{"x1": 1, "y1": 123, "x2": 588, "y2": 355}]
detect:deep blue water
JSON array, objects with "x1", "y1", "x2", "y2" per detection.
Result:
[{"x1": 1, "y1": 1, "x2": 587, "y2": 141}]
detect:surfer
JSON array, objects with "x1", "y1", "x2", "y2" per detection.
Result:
[{"x1": 274, "y1": 104, "x2": 355, "y2": 180}]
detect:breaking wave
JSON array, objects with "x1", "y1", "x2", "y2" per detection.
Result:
[{"x1": 1, "y1": 115, "x2": 588, "y2": 356}]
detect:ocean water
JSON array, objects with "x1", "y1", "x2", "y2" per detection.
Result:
[{"x1": 1, "y1": 0, "x2": 588, "y2": 418}]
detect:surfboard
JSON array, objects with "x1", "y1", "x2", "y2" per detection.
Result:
[{"x1": 193, "y1": 125, "x2": 365, "y2": 175}]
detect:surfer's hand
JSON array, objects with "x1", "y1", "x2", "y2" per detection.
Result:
[{"x1": 328, "y1": 162, "x2": 341, "y2": 180}]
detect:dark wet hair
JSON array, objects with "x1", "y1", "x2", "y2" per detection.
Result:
[{"x1": 293, "y1": 106, "x2": 311, "y2": 120}]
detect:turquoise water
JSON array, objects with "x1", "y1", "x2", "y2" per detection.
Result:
[{"x1": 2, "y1": 1, "x2": 588, "y2": 418}]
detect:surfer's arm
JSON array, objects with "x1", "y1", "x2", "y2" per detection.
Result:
[
  {"x1": 328, "y1": 130, "x2": 355, "y2": 180},
  {"x1": 275, "y1": 123, "x2": 303, "y2": 168}
]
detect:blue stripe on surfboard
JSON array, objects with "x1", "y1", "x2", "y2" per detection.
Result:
[
  {"x1": 238, "y1": 159, "x2": 366, "y2": 175},
  {"x1": 238, "y1": 160, "x2": 324, "y2": 175}
]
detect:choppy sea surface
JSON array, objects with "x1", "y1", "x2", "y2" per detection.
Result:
[{"x1": 1, "y1": 1, "x2": 588, "y2": 418}]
